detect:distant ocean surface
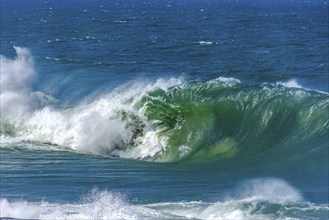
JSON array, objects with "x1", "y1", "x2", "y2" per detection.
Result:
[{"x1": 1, "y1": 0, "x2": 328, "y2": 219}]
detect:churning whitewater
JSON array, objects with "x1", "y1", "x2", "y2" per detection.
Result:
[
  {"x1": 1, "y1": 178, "x2": 328, "y2": 220},
  {"x1": 1, "y1": 47, "x2": 328, "y2": 164}
]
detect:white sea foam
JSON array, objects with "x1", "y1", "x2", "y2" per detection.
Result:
[
  {"x1": 151, "y1": 178, "x2": 309, "y2": 220},
  {"x1": 1, "y1": 179, "x2": 326, "y2": 220},
  {"x1": 210, "y1": 76, "x2": 241, "y2": 85},
  {"x1": 1, "y1": 47, "x2": 327, "y2": 161},
  {"x1": 277, "y1": 79, "x2": 302, "y2": 89},
  {"x1": 5, "y1": 79, "x2": 181, "y2": 159},
  {"x1": 114, "y1": 20, "x2": 127, "y2": 23},
  {"x1": 0, "y1": 190, "x2": 161, "y2": 220},
  {"x1": 276, "y1": 79, "x2": 329, "y2": 94},
  {"x1": 0, "y1": 47, "x2": 183, "y2": 159}
]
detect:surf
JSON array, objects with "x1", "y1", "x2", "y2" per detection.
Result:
[
  {"x1": 1, "y1": 47, "x2": 328, "y2": 166},
  {"x1": 1, "y1": 178, "x2": 328, "y2": 220}
]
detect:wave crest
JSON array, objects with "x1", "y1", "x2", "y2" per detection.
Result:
[{"x1": 1, "y1": 48, "x2": 328, "y2": 164}]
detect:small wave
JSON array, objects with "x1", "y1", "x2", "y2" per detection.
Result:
[
  {"x1": 0, "y1": 190, "x2": 160, "y2": 220},
  {"x1": 47, "y1": 37, "x2": 96, "y2": 43},
  {"x1": 46, "y1": 39, "x2": 64, "y2": 43},
  {"x1": 235, "y1": 178, "x2": 303, "y2": 204},
  {"x1": 197, "y1": 41, "x2": 214, "y2": 45},
  {"x1": 1, "y1": 179, "x2": 327, "y2": 220},
  {"x1": 85, "y1": 36, "x2": 96, "y2": 40},
  {"x1": 45, "y1": 56, "x2": 81, "y2": 63},
  {"x1": 276, "y1": 79, "x2": 329, "y2": 95},
  {"x1": 277, "y1": 79, "x2": 302, "y2": 89},
  {"x1": 114, "y1": 20, "x2": 127, "y2": 23},
  {"x1": 210, "y1": 76, "x2": 241, "y2": 85},
  {"x1": 45, "y1": 56, "x2": 60, "y2": 61}
]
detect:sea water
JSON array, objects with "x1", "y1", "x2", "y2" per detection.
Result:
[{"x1": 1, "y1": 0, "x2": 328, "y2": 219}]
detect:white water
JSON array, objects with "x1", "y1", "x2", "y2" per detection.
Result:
[
  {"x1": 0, "y1": 46, "x2": 36, "y2": 122},
  {"x1": 1, "y1": 78, "x2": 181, "y2": 160},
  {"x1": 1, "y1": 178, "x2": 326, "y2": 220},
  {"x1": 277, "y1": 79, "x2": 329, "y2": 95},
  {"x1": 0, "y1": 47, "x2": 183, "y2": 160},
  {"x1": 0, "y1": 47, "x2": 56, "y2": 123},
  {"x1": 277, "y1": 79, "x2": 302, "y2": 89},
  {"x1": 198, "y1": 41, "x2": 214, "y2": 45},
  {"x1": 1, "y1": 47, "x2": 327, "y2": 161},
  {"x1": 211, "y1": 76, "x2": 241, "y2": 85}
]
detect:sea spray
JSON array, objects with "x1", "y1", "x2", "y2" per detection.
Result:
[
  {"x1": 0, "y1": 47, "x2": 56, "y2": 127},
  {"x1": 0, "y1": 48, "x2": 183, "y2": 159},
  {"x1": 0, "y1": 47, "x2": 36, "y2": 121},
  {"x1": 1, "y1": 48, "x2": 328, "y2": 164},
  {"x1": 1, "y1": 179, "x2": 327, "y2": 220},
  {"x1": 1, "y1": 77, "x2": 328, "y2": 163}
]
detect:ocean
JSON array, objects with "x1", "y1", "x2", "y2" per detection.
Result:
[{"x1": 0, "y1": 0, "x2": 328, "y2": 219}]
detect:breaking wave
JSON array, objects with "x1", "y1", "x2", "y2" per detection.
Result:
[
  {"x1": 1, "y1": 178, "x2": 328, "y2": 220},
  {"x1": 1, "y1": 47, "x2": 328, "y2": 165}
]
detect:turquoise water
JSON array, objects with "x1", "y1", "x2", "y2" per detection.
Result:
[{"x1": 1, "y1": 1, "x2": 328, "y2": 219}]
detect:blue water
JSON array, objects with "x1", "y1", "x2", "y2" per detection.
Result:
[{"x1": 1, "y1": 0, "x2": 328, "y2": 219}]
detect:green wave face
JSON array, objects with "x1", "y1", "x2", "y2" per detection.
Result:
[
  {"x1": 137, "y1": 81, "x2": 329, "y2": 163},
  {"x1": 1, "y1": 79, "x2": 328, "y2": 165}
]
